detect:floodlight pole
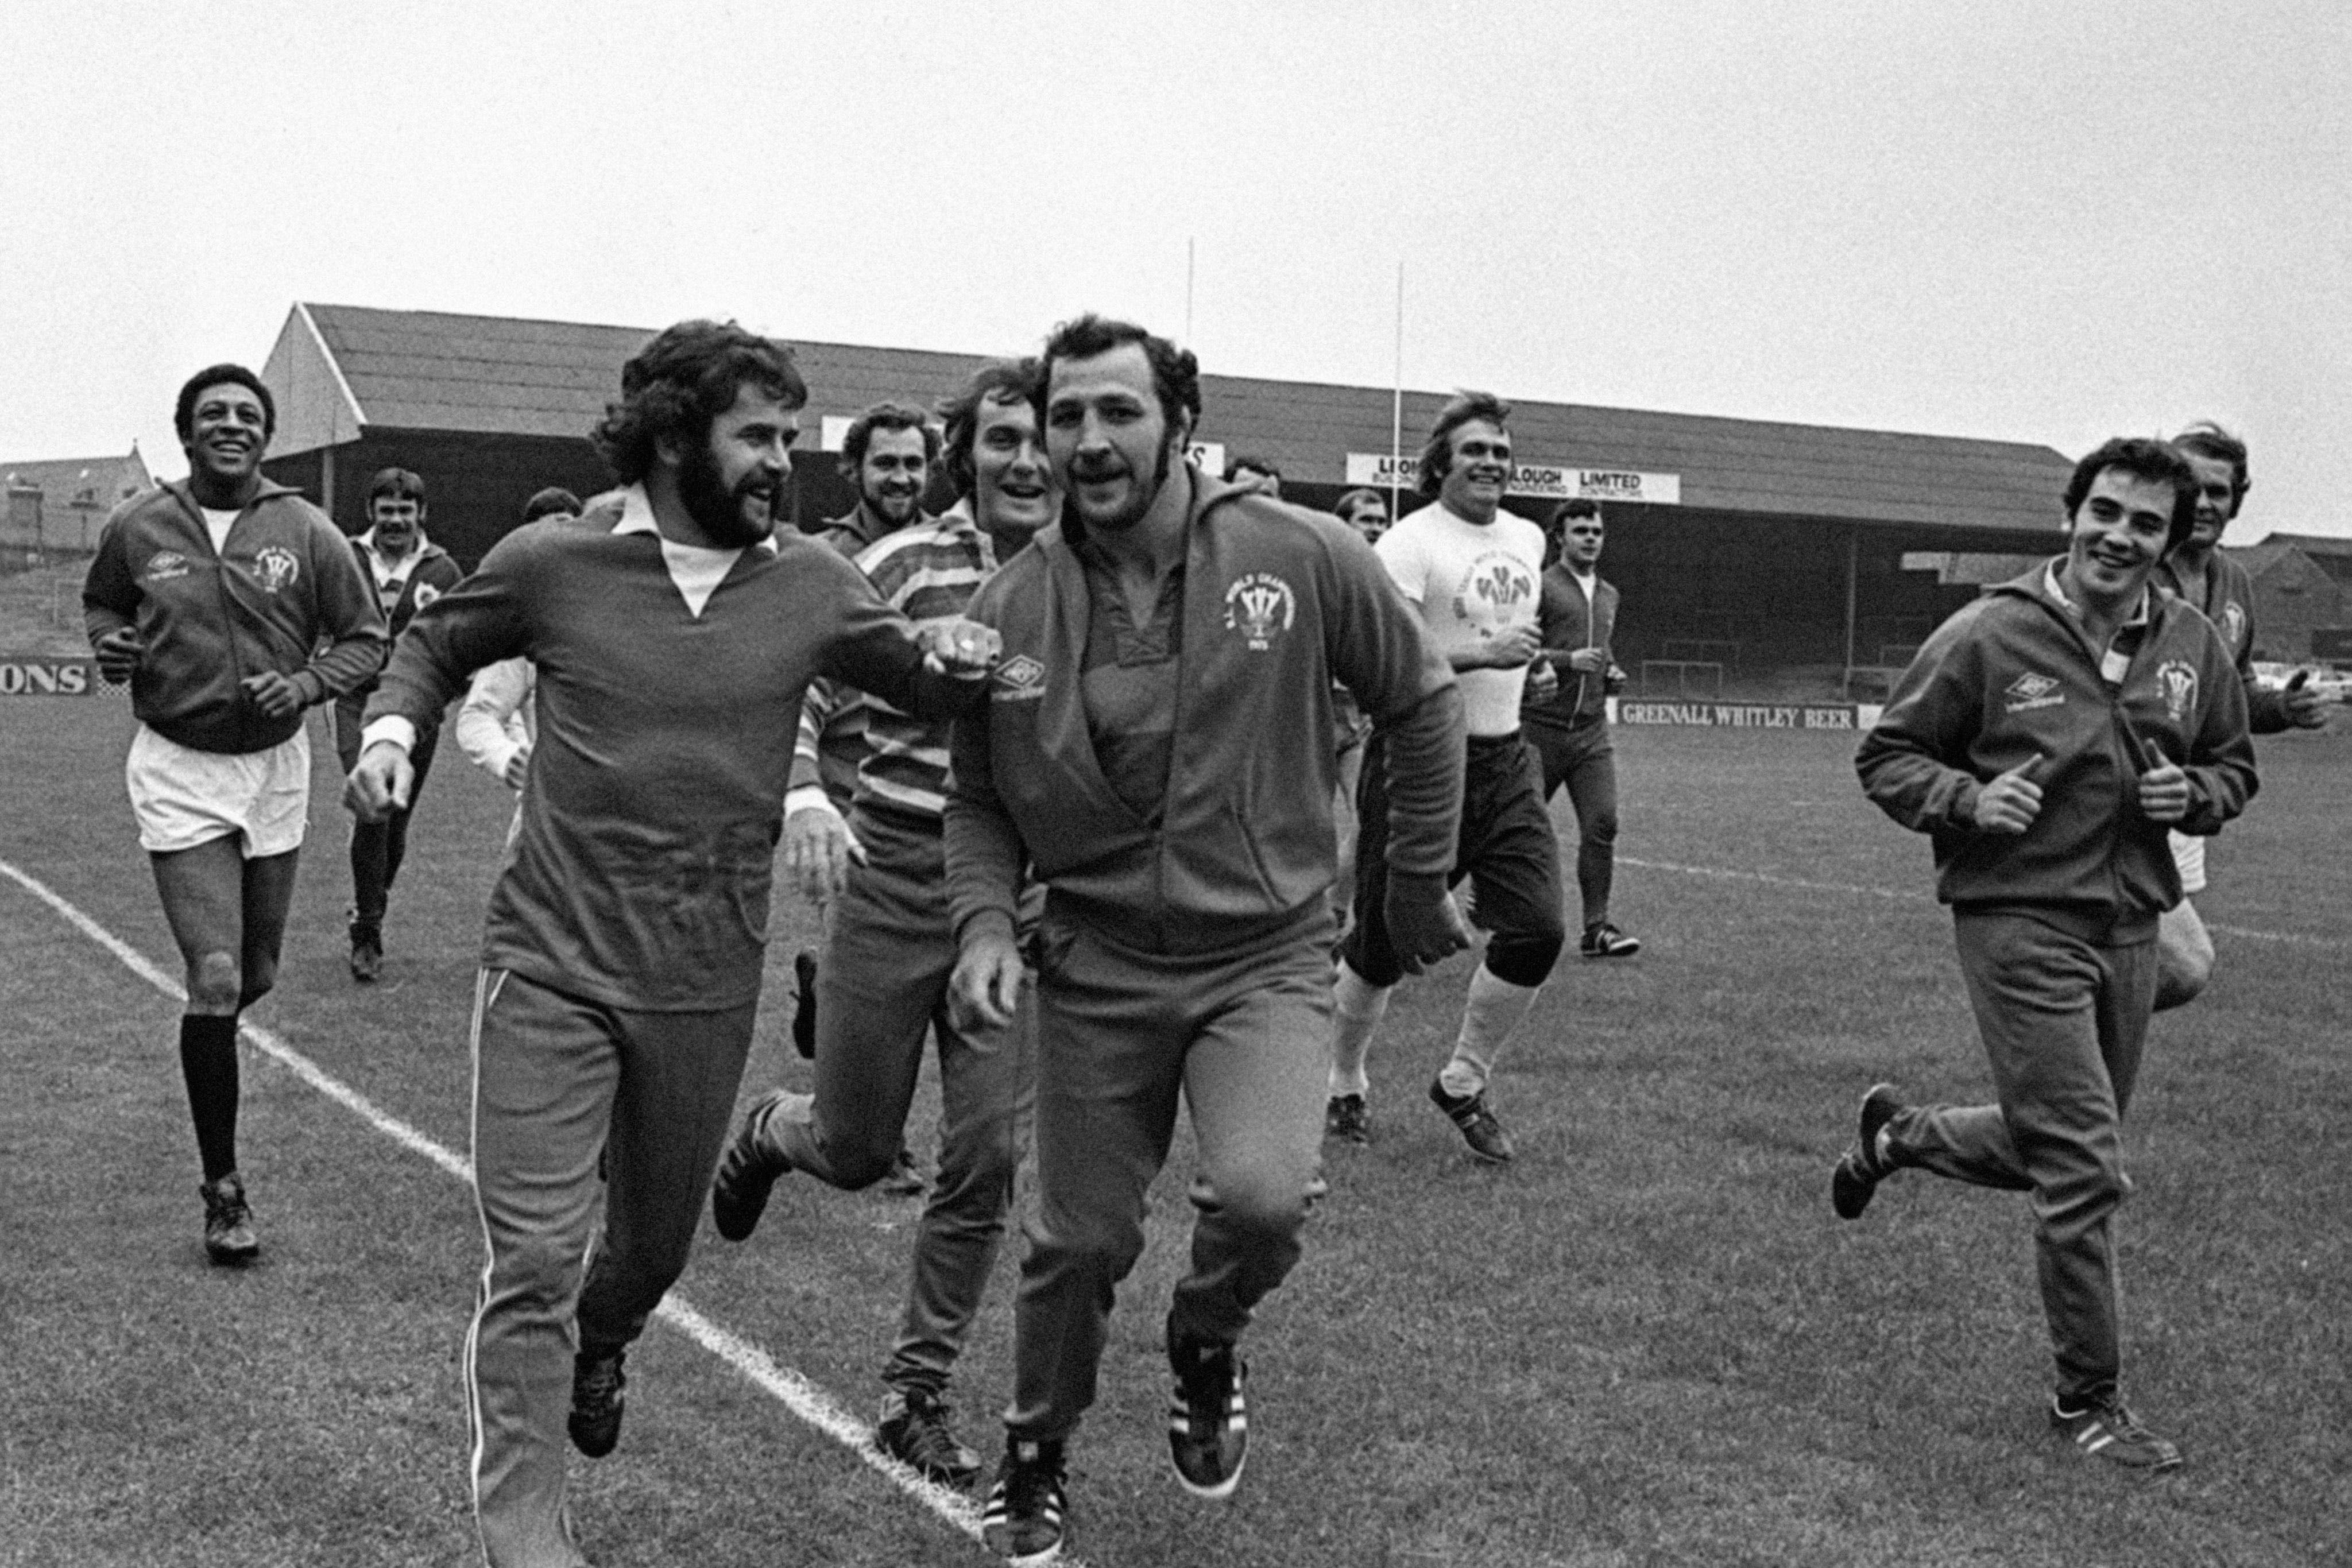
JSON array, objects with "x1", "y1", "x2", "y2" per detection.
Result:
[
  {"x1": 1185, "y1": 238, "x2": 1196, "y2": 346},
  {"x1": 1390, "y1": 261, "x2": 1405, "y2": 517}
]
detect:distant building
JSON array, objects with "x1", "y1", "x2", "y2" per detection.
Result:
[
  {"x1": 257, "y1": 301, "x2": 2079, "y2": 684},
  {"x1": 1, "y1": 448, "x2": 153, "y2": 553},
  {"x1": 2224, "y1": 540, "x2": 2346, "y2": 661},
  {"x1": 2261, "y1": 532, "x2": 2352, "y2": 595}
]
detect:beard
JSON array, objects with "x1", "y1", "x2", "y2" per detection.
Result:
[
  {"x1": 679, "y1": 444, "x2": 775, "y2": 548},
  {"x1": 864, "y1": 482, "x2": 920, "y2": 523}
]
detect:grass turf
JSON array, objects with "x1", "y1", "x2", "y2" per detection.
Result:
[{"x1": 1, "y1": 692, "x2": 2345, "y2": 1567}]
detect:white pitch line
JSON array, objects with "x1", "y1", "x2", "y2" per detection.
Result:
[
  {"x1": 1615, "y1": 854, "x2": 2350, "y2": 949},
  {"x1": 0, "y1": 857, "x2": 1067, "y2": 1565}
]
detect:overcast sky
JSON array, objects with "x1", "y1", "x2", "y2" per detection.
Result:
[{"x1": 6, "y1": 1, "x2": 2346, "y2": 537}]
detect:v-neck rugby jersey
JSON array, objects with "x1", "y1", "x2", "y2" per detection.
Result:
[{"x1": 363, "y1": 487, "x2": 986, "y2": 1011}]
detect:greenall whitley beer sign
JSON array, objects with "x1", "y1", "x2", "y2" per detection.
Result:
[{"x1": 1344, "y1": 453, "x2": 1680, "y2": 505}]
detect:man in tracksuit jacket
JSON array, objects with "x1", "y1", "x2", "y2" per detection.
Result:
[
  {"x1": 2144, "y1": 423, "x2": 2333, "y2": 1009},
  {"x1": 1836, "y1": 437, "x2": 2256, "y2": 1473},
  {"x1": 333, "y1": 466, "x2": 466, "y2": 982},
  {"x1": 1521, "y1": 497, "x2": 1638, "y2": 959},
  {"x1": 83, "y1": 362, "x2": 387, "y2": 1264},
  {"x1": 944, "y1": 316, "x2": 1468, "y2": 1565},
  {"x1": 344, "y1": 322, "x2": 997, "y2": 1568}
]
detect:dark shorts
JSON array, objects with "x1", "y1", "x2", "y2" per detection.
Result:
[{"x1": 1342, "y1": 730, "x2": 1564, "y2": 988}]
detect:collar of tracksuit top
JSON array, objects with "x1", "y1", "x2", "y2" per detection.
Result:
[{"x1": 1861, "y1": 556, "x2": 2254, "y2": 939}]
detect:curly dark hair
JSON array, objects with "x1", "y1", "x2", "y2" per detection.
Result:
[
  {"x1": 1417, "y1": 391, "x2": 1511, "y2": 499},
  {"x1": 591, "y1": 320, "x2": 807, "y2": 485},
  {"x1": 173, "y1": 364, "x2": 275, "y2": 443},
  {"x1": 1040, "y1": 314, "x2": 1202, "y2": 438},
  {"x1": 2063, "y1": 436, "x2": 2200, "y2": 554},
  {"x1": 937, "y1": 359, "x2": 1043, "y2": 501}
]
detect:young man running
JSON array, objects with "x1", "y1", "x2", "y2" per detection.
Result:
[
  {"x1": 710, "y1": 359, "x2": 1058, "y2": 1486},
  {"x1": 333, "y1": 466, "x2": 463, "y2": 981},
  {"x1": 1325, "y1": 393, "x2": 1566, "y2": 1159},
  {"x1": 83, "y1": 363, "x2": 386, "y2": 1263},
  {"x1": 1522, "y1": 498, "x2": 1639, "y2": 959},
  {"x1": 946, "y1": 316, "x2": 1468, "y2": 1563},
  {"x1": 1835, "y1": 437, "x2": 2256, "y2": 1472},
  {"x1": 345, "y1": 320, "x2": 996, "y2": 1568}
]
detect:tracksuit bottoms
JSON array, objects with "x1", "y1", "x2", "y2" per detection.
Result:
[
  {"x1": 335, "y1": 697, "x2": 439, "y2": 930},
  {"x1": 465, "y1": 967, "x2": 756, "y2": 1568},
  {"x1": 1006, "y1": 903, "x2": 1334, "y2": 1442},
  {"x1": 1881, "y1": 911, "x2": 2157, "y2": 1406},
  {"x1": 745, "y1": 804, "x2": 1034, "y2": 1396},
  {"x1": 1525, "y1": 713, "x2": 1620, "y2": 931}
]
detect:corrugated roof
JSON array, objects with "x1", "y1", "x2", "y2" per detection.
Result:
[{"x1": 287, "y1": 303, "x2": 2072, "y2": 536}]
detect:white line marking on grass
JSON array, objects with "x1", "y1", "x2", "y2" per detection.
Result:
[
  {"x1": 1616, "y1": 854, "x2": 2350, "y2": 949},
  {"x1": 0, "y1": 857, "x2": 1059, "y2": 1565}
]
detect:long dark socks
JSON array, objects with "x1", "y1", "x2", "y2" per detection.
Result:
[{"x1": 178, "y1": 1013, "x2": 241, "y2": 1182}]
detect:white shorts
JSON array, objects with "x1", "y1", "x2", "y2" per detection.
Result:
[
  {"x1": 2168, "y1": 830, "x2": 2207, "y2": 896},
  {"x1": 126, "y1": 723, "x2": 312, "y2": 858}
]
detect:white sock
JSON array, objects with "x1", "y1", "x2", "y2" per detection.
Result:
[
  {"x1": 1437, "y1": 966, "x2": 1542, "y2": 1099},
  {"x1": 1328, "y1": 963, "x2": 1392, "y2": 1098}
]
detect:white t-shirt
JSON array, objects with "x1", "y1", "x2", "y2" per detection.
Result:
[
  {"x1": 199, "y1": 508, "x2": 239, "y2": 556},
  {"x1": 1376, "y1": 501, "x2": 1545, "y2": 736}
]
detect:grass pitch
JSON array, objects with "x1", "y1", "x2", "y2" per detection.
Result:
[{"x1": 2, "y1": 691, "x2": 2345, "y2": 1567}]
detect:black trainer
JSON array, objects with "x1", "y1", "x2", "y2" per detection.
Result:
[
  {"x1": 876, "y1": 1387, "x2": 981, "y2": 1486},
  {"x1": 1428, "y1": 1078, "x2": 1515, "y2": 1163},
  {"x1": 199, "y1": 1172, "x2": 259, "y2": 1265},
  {"x1": 791, "y1": 951, "x2": 819, "y2": 1059},
  {"x1": 349, "y1": 920, "x2": 383, "y2": 984},
  {"x1": 1831, "y1": 1083, "x2": 1906, "y2": 1220},
  {"x1": 980, "y1": 1438, "x2": 1067, "y2": 1565},
  {"x1": 1580, "y1": 920, "x2": 1641, "y2": 958},
  {"x1": 1167, "y1": 1329, "x2": 1249, "y2": 1500},
  {"x1": 711, "y1": 1090, "x2": 794, "y2": 1241},
  {"x1": 567, "y1": 1348, "x2": 626, "y2": 1458},
  {"x1": 1324, "y1": 1093, "x2": 1369, "y2": 1145},
  {"x1": 2050, "y1": 1395, "x2": 2183, "y2": 1471}
]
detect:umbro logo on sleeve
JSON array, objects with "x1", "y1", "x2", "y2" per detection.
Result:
[{"x1": 993, "y1": 653, "x2": 1046, "y2": 700}]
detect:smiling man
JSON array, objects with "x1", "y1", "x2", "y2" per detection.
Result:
[
  {"x1": 343, "y1": 320, "x2": 998, "y2": 1568},
  {"x1": 2143, "y1": 423, "x2": 2333, "y2": 1009},
  {"x1": 333, "y1": 467, "x2": 463, "y2": 982},
  {"x1": 944, "y1": 315, "x2": 1467, "y2": 1563},
  {"x1": 821, "y1": 400, "x2": 938, "y2": 558},
  {"x1": 1837, "y1": 436, "x2": 2256, "y2": 1473},
  {"x1": 1326, "y1": 393, "x2": 1565, "y2": 1160},
  {"x1": 711, "y1": 358, "x2": 1058, "y2": 1488},
  {"x1": 83, "y1": 363, "x2": 386, "y2": 1265}
]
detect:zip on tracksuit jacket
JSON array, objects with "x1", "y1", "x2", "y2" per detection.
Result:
[
  {"x1": 2152, "y1": 549, "x2": 2295, "y2": 733},
  {"x1": 82, "y1": 479, "x2": 388, "y2": 754},
  {"x1": 1523, "y1": 562, "x2": 1620, "y2": 727},
  {"x1": 945, "y1": 473, "x2": 1465, "y2": 956},
  {"x1": 1856, "y1": 561, "x2": 2257, "y2": 939}
]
